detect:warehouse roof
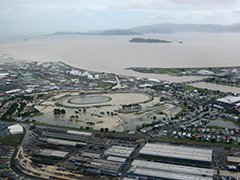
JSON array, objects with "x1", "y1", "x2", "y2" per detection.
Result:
[
  {"x1": 91, "y1": 159, "x2": 123, "y2": 174},
  {"x1": 67, "y1": 130, "x2": 92, "y2": 137},
  {"x1": 7, "y1": 124, "x2": 23, "y2": 135},
  {"x1": 140, "y1": 143, "x2": 212, "y2": 162},
  {"x1": 107, "y1": 156, "x2": 126, "y2": 163},
  {"x1": 104, "y1": 146, "x2": 134, "y2": 158},
  {"x1": 217, "y1": 96, "x2": 240, "y2": 105},
  {"x1": 81, "y1": 152, "x2": 101, "y2": 159},
  {"x1": 47, "y1": 138, "x2": 87, "y2": 147},
  {"x1": 42, "y1": 131, "x2": 86, "y2": 142},
  {"x1": 227, "y1": 156, "x2": 240, "y2": 164},
  {"x1": 128, "y1": 160, "x2": 213, "y2": 180},
  {"x1": 39, "y1": 149, "x2": 68, "y2": 158}
]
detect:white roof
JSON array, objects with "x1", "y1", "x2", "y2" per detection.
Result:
[
  {"x1": 105, "y1": 146, "x2": 134, "y2": 158},
  {"x1": 47, "y1": 138, "x2": 79, "y2": 147},
  {"x1": 140, "y1": 143, "x2": 212, "y2": 162},
  {"x1": 128, "y1": 160, "x2": 213, "y2": 180},
  {"x1": 8, "y1": 124, "x2": 23, "y2": 134},
  {"x1": 0, "y1": 73, "x2": 9, "y2": 78},
  {"x1": 139, "y1": 84, "x2": 153, "y2": 88},
  {"x1": 227, "y1": 156, "x2": 240, "y2": 163},
  {"x1": 67, "y1": 130, "x2": 92, "y2": 137},
  {"x1": 5, "y1": 89, "x2": 20, "y2": 94},
  {"x1": 236, "y1": 102, "x2": 240, "y2": 107},
  {"x1": 107, "y1": 156, "x2": 126, "y2": 163},
  {"x1": 40, "y1": 149, "x2": 68, "y2": 158},
  {"x1": 217, "y1": 96, "x2": 240, "y2": 104}
]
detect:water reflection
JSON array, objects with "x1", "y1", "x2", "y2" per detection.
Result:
[{"x1": 189, "y1": 82, "x2": 240, "y2": 93}]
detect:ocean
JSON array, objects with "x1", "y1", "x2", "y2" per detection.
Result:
[{"x1": 0, "y1": 32, "x2": 240, "y2": 83}]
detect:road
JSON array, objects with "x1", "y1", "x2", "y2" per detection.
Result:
[{"x1": 112, "y1": 75, "x2": 121, "y2": 89}]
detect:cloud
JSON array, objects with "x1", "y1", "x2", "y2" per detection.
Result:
[
  {"x1": 232, "y1": 8, "x2": 240, "y2": 13},
  {"x1": 108, "y1": 0, "x2": 240, "y2": 11},
  {"x1": 170, "y1": 0, "x2": 239, "y2": 7},
  {"x1": 1, "y1": 0, "x2": 240, "y2": 34}
]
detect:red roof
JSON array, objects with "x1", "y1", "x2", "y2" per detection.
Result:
[
  {"x1": 0, "y1": 93, "x2": 6, "y2": 96},
  {"x1": 0, "y1": 159, "x2": 7, "y2": 162}
]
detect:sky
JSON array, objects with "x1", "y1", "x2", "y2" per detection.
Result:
[{"x1": 1, "y1": 0, "x2": 240, "y2": 35}]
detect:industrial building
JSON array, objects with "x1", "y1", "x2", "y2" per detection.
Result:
[
  {"x1": 139, "y1": 143, "x2": 213, "y2": 168},
  {"x1": 41, "y1": 131, "x2": 86, "y2": 142},
  {"x1": 83, "y1": 159, "x2": 124, "y2": 176},
  {"x1": 227, "y1": 156, "x2": 240, "y2": 171},
  {"x1": 69, "y1": 156, "x2": 125, "y2": 176},
  {"x1": 39, "y1": 149, "x2": 69, "y2": 159},
  {"x1": 81, "y1": 152, "x2": 101, "y2": 159},
  {"x1": 66, "y1": 130, "x2": 92, "y2": 137},
  {"x1": 127, "y1": 160, "x2": 214, "y2": 180},
  {"x1": 45, "y1": 138, "x2": 87, "y2": 147},
  {"x1": 107, "y1": 156, "x2": 126, "y2": 163},
  {"x1": 7, "y1": 124, "x2": 23, "y2": 135},
  {"x1": 104, "y1": 146, "x2": 134, "y2": 158},
  {"x1": 214, "y1": 95, "x2": 240, "y2": 109},
  {"x1": 227, "y1": 156, "x2": 240, "y2": 164}
]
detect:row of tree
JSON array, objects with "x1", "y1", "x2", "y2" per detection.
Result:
[
  {"x1": 122, "y1": 103, "x2": 141, "y2": 110},
  {"x1": 53, "y1": 108, "x2": 66, "y2": 115}
]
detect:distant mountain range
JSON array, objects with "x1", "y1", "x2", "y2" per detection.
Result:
[
  {"x1": 47, "y1": 23, "x2": 240, "y2": 36},
  {"x1": 46, "y1": 29, "x2": 143, "y2": 36},
  {"x1": 128, "y1": 23, "x2": 240, "y2": 33}
]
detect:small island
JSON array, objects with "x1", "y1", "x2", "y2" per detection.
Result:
[{"x1": 129, "y1": 38, "x2": 172, "y2": 43}]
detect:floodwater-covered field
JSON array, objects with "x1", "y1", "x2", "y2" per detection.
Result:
[{"x1": 33, "y1": 92, "x2": 181, "y2": 132}]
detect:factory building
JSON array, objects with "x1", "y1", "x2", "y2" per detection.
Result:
[
  {"x1": 107, "y1": 156, "x2": 127, "y2": 163},
  {"x1": 227, "y1": 156, "x2": 240, "y2": 171},
  {"x1": 46, "y1": 138, "x2": 87, "y2": 147},
  {"x1": 127, "y1": 160, "x2": 214, "y2": 180},
  {"x1": 42, "y1": 131, "x2": 86, "y2": 142},
  {"x1": 7, "y1": 124, "x2": 24, "y2": 135},
  {"x1": 66, "y1": 130, "x2": 92, "y2": 137},
  {"x1": 81, "y1": 152, "x2": 101, "y2": 159},
  {"x1": 69, "y1": 156, "x2": 125, "y2": 176},
  {"x1": 39, "y1": 149, "x2": 68, "y2": 160},
  {"x1": 83, "y1": 159, "x2": 124, "y2": 176},
  {"x1": 139, "y1": 143, "x2": 213, "y2": 168},
  {"x1": 104, "y1": 146, "x2": 134, "y2": 158},
  {"x1": 214, "y1": 95, "x2": 240, "y2": 109}
]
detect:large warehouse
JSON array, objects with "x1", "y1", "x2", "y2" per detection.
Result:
[
  {"x1": 104, "y1": 146, "x2": 134, "y2": 158},
  {"x1": 214, "y1": 95, "x2": 240, "y2": 109},
  {"x1": 39, "y1": 149, "x2": 69, "y2": 159},
  {"x1": 7, "y1": 124, "x2": 24, "y2": 135},
  {"x1": 139, "y1": 143, "x2": 213, "y2": 168},
  {"x1": 127, "y1": 160, "x2": 214, "y2": 180}
]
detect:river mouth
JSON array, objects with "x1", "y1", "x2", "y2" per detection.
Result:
[{"x1": 68, "y1": 96, "x2": 111, "y2": 105}]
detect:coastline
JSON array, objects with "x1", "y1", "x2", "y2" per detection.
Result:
[{"x1": 0, "y1": 33, "x2": 240, "y2": 88}]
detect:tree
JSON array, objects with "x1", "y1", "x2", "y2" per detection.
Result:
[
  {"x1": 100, "y1": 128, "x2": 104, "y2": 132},
  {"x1": 105, "y1": 128, "x2": 109, "y2": 132},
  {"x1": 61, "y1": 109, "x2": 66, "y2": 114}
]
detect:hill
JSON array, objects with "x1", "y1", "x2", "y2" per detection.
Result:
[{"x1": 129, "y1": 23, "x2": 240, "y2": 33}]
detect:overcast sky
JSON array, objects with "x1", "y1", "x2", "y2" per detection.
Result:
[{"x1": 1, "y1": 0, "x2": 240, "y2": 35}]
